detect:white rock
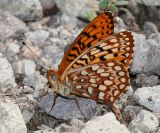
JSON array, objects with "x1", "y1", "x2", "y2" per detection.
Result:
[
  {"x1": 25, "y1": 30, "x2": 50, "y2": 46},
  {"x1": 81, "y1": 113, "x2": 130, "y2": 133},
  {"x1": 0, "y1": 0, "x2": 43, "y2": 21},
  {"x1": 23, "y1": 86, "x2": 34, "y2": 93},
  {"x1": 55, "y1": 0, "x2": 97, "y2": 17},
  {"x1": 21, "y1": 105, "x2": 35, "y2": 123},
  {"x1": 0, "y1": 12, "x2": 28, "y2": 41},
  {"x1": 23, "y1": 72, "x2": 48, "y2": 98},
  {"x1": 22, "y1": 59, "x2": 36, "y2": 75},
  {"x1": 128, "y1": 110, "x2": 159, "y2": 133},
  {"x1": 134, "y1": 85, "x2": 160, "y2": 112},
  {"x1": 137, "y1": 0, "x2": 160, "y2": 6},
  {"x1": 13, "y1": 59, "x2": 36, "y2": 75},
  {"x1": 149, "y1": 33, "x2": 160, "y2": 44},
  {"x1": 0, "y1": 102, "x2": 27, "y2": 133},
  {"x1": 131, "y1": 32, "x2": 160, "y2": 75},
  {"x1": 156, "y1": 128, "x2": 160, "y2": 133},
  {"x1": 6, "y1": 42, "x2": 20, "y2": 57},
  {"x1": 0, "y1": 55, "x2": 15, "y2": 92}
]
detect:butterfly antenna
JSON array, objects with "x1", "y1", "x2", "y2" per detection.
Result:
[{"x1": 21, "y1": 41, "x2": 49, "y2": 71}]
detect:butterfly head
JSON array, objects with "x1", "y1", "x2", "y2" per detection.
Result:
[{"x1": 47, "y1": 69, "x2": 59, "y2": 92}]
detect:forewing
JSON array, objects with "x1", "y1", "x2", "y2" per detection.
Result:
[
  {"x1": 58, "y1": 12, "x2": 114, "y2": 78},
  {"x1": 71, "y1": 31, "x2": 134, "y2": 70},
  {"x1": 67, "y1": 61, "x2": 129, "y2": 104}
]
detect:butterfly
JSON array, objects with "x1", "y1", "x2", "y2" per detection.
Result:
[{"x1": 47, "y1": 11, "x2": 134, "y2": 120}]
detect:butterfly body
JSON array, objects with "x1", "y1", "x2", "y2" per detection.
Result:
[{"x1": 47, "y1": 12, "x2": 134, "y2": 119}]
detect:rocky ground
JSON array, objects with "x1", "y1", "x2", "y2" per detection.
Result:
[{"x1": 0, "y1": 0, "x2": 160, "y2": 133}]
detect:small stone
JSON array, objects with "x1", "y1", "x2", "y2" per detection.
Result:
[
  {"x1": 0, "y1": 0, "x2": 43, "y2": 21},
  {"x1": 23, "y1": 86, "x2": 34, "y2": 93},
  {"x1": 23, "y1": 72, "x2": 48, "y2": 99},
  {"x1": 0, "y1": 102, "x2": 27, "y2": 133},
  {"x1": 0, "y1": 55, "x2": 15, "y2": 92},
  {"x1": 149, "y1": 33, "x2": 160, "y2": 44},
  {"x1": 81, "y1": 113, "x2": 130, "y2": 133},
  {"x1": 55, "y1": 123, "x2": 77, "y2": 133},
  {"x1": 114, "y1": 16, "x2": 127, "y2": 33},
  {"x1": 135, "y1": 74, "x2": 159, "y2": 87},
  {"x1": 39, "y1": 0, "x2": 56, "y2": 14},
  {"x1": 131, "y1": 32, "x2": 160, "y2": 75},
  {"x1": 6, "y1": 42, "x2": 20, "y2": 57},
  {"x1": 143, "y1": 21, "x2": 158, "y2": 36},
  {"x1": 21, "y1": 105, "x2": 35, "y2": 124},
  {"x1": 13, "y1": 59, "x2": 36, "y2": 75},
  {"x1": 22, "y1": 59, "x2": 36, "y2": 75},
  {"x1": 25, "y1": 94, "x2": 37, "y2": 103},
  {"x1": 0, "y1": 12, "x2": 28, "y2": 41},
  {"x1": 128, "y1": 110, "x2": 159, "y2": 133},
  {"x1": 25, "y1": 30, "x2": 50, "y2": 46},
  {"x1": 134, "y1": 85, "x2": 160, "y2": 112},
  {"x1": 38, "y1": 90, "x2": 97, "y2": 120}
]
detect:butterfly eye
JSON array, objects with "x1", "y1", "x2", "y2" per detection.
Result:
[{"x1": 52, "y1": 74, "x2": 57, "y2": 81}]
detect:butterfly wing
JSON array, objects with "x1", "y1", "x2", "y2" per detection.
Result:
[
  {"x1": 67, "y1": 61, "x2": 129, "y2": 103},
  {"x1": 58, "y1": 12, "x2": 114, "y2": 79},
  {"x1": 60, "y1": 31, "x2": 134, "y2": 81},
  {"x1": 71, "y1": 31, "x2": 134, "y2": 70}
]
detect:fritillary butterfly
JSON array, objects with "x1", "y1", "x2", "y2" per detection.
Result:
[{"x1": 47, "y1": 12, "x2": 134, "y2": 120}]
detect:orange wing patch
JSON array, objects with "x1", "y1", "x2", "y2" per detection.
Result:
[{"x1": 58, "y1": 12, "x2": 114, "y2": 80}]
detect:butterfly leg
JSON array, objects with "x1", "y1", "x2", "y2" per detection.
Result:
[
  {"x1": 104, "y1": 102, "x2": 122, "y2": 121},
  {"x1": 73, "y1": 97, "x2": 87, "y2": 119},
  {"x1": 111, "y1": 103, "x2": 122, "y2": 121}
]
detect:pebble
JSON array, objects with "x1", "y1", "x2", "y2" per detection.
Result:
[
  {"x1": 134, "y1": 85, "x2": 160, "y2": 112},
  {"x1": 0, "y1": 55, "x2": 15, "y2": 92},
  {"x1": 0, "y1": 102, "x2": 27, "y2": 133},
  {"x1": 81, "y1": 113, "x2": 130, "y2": 133},
  {"x1": 128, "y1": 110, "x2": 159, "y2": 133}
]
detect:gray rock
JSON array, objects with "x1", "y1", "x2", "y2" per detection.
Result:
[
  {"x1": 157, "y1": 128, "x2": 160, "y2": 133},
  {"x1": 143, "y1": 21, "x2": 158, "y2": 36},
  {"x1": 134, "y1": 85, "x2": 160, "y2": 112},
  {"x1": 55, "y1": 0, "x2": 97, "y2": 17},
  {"x1": 13, "y1": 59, "x2": 36, "y2": 75},
  {"x1": 114, "y1": 17, "x2": 127, "y2": 33},
  {"x1": 0, "y1": 54, "x2": 15, "y2": 92},
  {"x1": 39, "y1": 0, "x2": 56, "y2": 13},
  {"x1": 131, "y1": 32, "x2": 160, "y2": 75},
  {"x1": 149, "y1": 33, "x2": 160, "y2": 44},
  {"x1": 0, "y1": 0, "x2": 43, "y2": 21},
  {"x1": 38, "y1": 90, "x2": 97, "y2": 120},
  {"x1": 6, "y1": 42, "x2": 20, "y2": 57},
  {"x1": 25, "y1": 30, "x2": 50, "y2": 46},
  {"x1": 55, "y1": 123, "x2": 78, "y2": 133},
  {"x1": 21, "y1": 104, "x2": 35, "y2": 124},
  {"x1": 130, "y1": 32, "x2": 146, "y2": 74},
  {"x1": 23, "y1": 72, "x2": 48, "y2": 98},
  {"x1": 0, "y1": 12, "x2": 28, "y2": 42},
  {"x1": 81, "y1": 113, "x2": 130, "y2": 133},
  {"x1": 128, "y1": 110, "x2": 159, "y2": 133},
  {"x1": 123, "y1": 106, "x2": 143, "y2": 122},
  {"x1": 23, "y1": 86, "x2": 34, "y2": 94},
  {"x1": 135, "y1": 74, "x2": 159, "y2": 87},
  {"x1": 137, "y1": 0, "x2": 160, "y2": 6},
  {"x1": 0, "y1": 102, "x2": 27, "y2": 133}
]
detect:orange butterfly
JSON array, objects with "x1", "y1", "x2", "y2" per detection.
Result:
[{"x1": 47, "y1": 12, "x2": 134, "y2": 120}]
